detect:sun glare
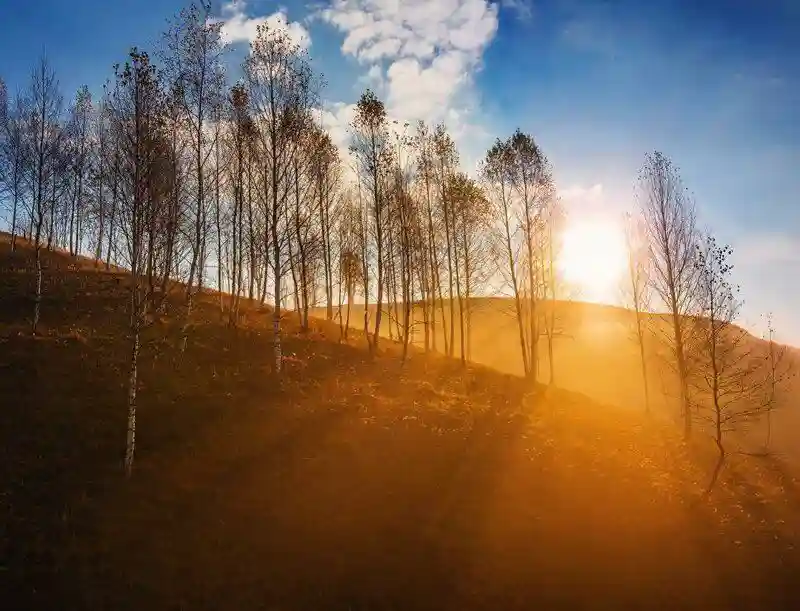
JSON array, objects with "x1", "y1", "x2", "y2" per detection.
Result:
[{"x1": 558, "y1": 220, "x2": 628, "y2": 304}]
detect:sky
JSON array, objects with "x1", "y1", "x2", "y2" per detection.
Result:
[{"x1": 1, "y1": 0, "x2": 798, "y2": 342}]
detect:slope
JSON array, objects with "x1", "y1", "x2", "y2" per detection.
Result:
[
  {"x1": 3, "y1": 233, "x2": 800, "y2": 610},
  {"x1": 330, "y1": 297, "x2": 800, "y2": 463}
]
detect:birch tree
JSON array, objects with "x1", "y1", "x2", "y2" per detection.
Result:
[
  {"x1": 482, "y1": 138, "x2": 528, "y2": 374},
  {"x1": 24, "y1": 56, "x2": 64, "y2": 335},
  {"x1": 108, "y1": 48, "x2": 167, "y2": 476},
  {"x1": 0, "y1": 85, "x2": 27, "y2": 252},
  {"x1": 163, "y1": 0, "x2": 225, "y2": 351},
  {"x1": 246, "y1": 22, "x2": 313, "y2": 372},
  {"x1": 639, "y1": 151, "x2": 698, "y2": 438},
  {"x1": 623, "y1": 211, "x2": 653, "y2": 413},
  {"x1": 350, "y1": 89, "x2": 392, "y2": 353},
  {"x1": 689, "y1": 236, "x2": 779, "y2": 494},
  {"x1": 64, "y1": 85, "x2": 93, "y2": 257}
]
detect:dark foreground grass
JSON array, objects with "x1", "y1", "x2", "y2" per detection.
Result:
[{"x1": 3, "y1": 235, "x2": 800, "y2": 610}]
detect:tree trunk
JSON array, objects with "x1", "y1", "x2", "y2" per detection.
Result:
[
  {"x1": 635, "y1": 313, "x2": 651, "y2": 413},
  {"x1": 33, "y1": 240, "x2": 43, "y2": 336},
  {"x1": 10, "y1": 188, "x2": 19, "y2": 252},
  {"x1": 125, "y1": 320, "x2": 140, "y2": 477},
  {"x1": 705, "y1": 438, "x2": 725, "y2": 497}
]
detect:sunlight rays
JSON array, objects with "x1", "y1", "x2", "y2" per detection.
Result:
[{"x1": 559, "y1": 220, "x2": 628, "y2": 304}]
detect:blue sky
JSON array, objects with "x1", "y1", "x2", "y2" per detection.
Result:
[{"x1": 1, "y1": 0, "x2": 798, "y2": 341}]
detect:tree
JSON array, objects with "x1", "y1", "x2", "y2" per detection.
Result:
[
  {"x1": 449, "y1": 171, "x2": 490, "y2": 364},
  {"x1": 412, "y1": 120, "x2": 443, "y2": 354},
  {"x1": 163, "y1": 0, "x2": 225, "y2": 352},
  {"x1": 108, "y1": 48, "x2": 167, "y2": 476},
  {"x1": 224, "y1": 82, "x2": 254, "y2": 325},
  {"x1": 622, "y1": 211, "x2": 653, "y2": 413},
  {"x1": 482, "y1": 138, "x2": 528, "y2": 374},
  {"x1": 350, "y1": 89, "x2": 392, "y2": 354},
  {"x1": 337, "y1": 194, "x2": 362, "y2": 341},
  {"x1": 305, "y1": 125, "x2": 340, "y2": 322},
  {"x1": 246, "y1": 21, "x2": 313, "y2": 372},
  {"x1": 64, "y1": 85, "x2": 93, "y2": 257},
  {"x1": 538, "y1": 197, "x2": 562, "y2": 385},
  {"x1": 508, "y1": 130, "x2": 553, "y2": 380},
  {"x1": 690, "y1": 235, "x2": 773, "y2": 494},
  {"x1": 24, "y1": 56, "x2": 64, "y2": 335},
  {"x1": 761, "y1": 313, "x2": 788, "y2": 451},
  {"x1": 639, "y1": 151, "x2": 698, "y2": 438},
  {"x1": 431, "y1": 124, "x2": 459, "y2": 358},
  {"x1": 481, "y1": 131, "x2": 554, "y2": 380},
  {"x1": 0, "y1": 84, "x2": 28, "y2": 252}
]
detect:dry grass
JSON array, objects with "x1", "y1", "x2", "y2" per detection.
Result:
[{"x1": 3, "y1": 235, "x2": 800, "y2": 610}]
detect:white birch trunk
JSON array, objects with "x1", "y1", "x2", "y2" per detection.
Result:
[{"x1": 125, "y1": 325, "x2": 140, "y2": 477}]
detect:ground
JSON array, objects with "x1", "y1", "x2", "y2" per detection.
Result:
[{"x1": 3, "y1": 234, "x2": 800, "y2": 610}]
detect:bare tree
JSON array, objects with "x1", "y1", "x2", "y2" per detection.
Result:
[
  {"x1": 761, "y1": 313, "x2": 788, "y2": 450},
  {"x1": 481, "y1": 131, "x2": 554, "y2": 380},
  {"x1": 337, "y1": 194, "x2": 362, "y2": 340},
  {"x1": 448, "y1": 171, "x2": 488, "y2": 365},
  {"x1": 224, "y1": 82, "x2": 254, "y2": 326},
  {"x1": 431, "y1": 125, "x2": 459, "y2": 358},
  {"x1": 246, "y1": 22, "x2": 313, "y2": 372},
  {"x1": 0, "y1": 85, "x2": 28, "y2": 252},
  {"x1": 306, "y1": 125, "x2": 340, "y2": 322},
  {"x1": 412, "y1": 121, "x2": 443, "y2": 354},
  {"x1": 622, "y1": 211, "x2": 653, "y2": 413},
  {"x1": 689, "y1": 235, "x2": 782, "y2": 494},
  {"x1": 108, "y1": 48, "x2": 167, "y2": 476},
  {"x1": 24, "y1": 56, "x2": 64, "y2": 335},
  {"x1": 538, "y1": 197, "x2": 562, "y2": 385},
  {"x1": 64, "y1": 85, "x2": 93, "y2": 257},
  {"x1": 163, "y1": 0, "x2": 225, "y2": 352},
  {"x1": 482, "y1": 138, "x2": 528, "y2": 374},
  {"x1": 509, "y1": 130, "x2": 553, "y2": 380},
  {"x1": 639, "y1": 151, "x2": 698, "y2": 438},
  {"x1": 350, "y1": 89, "x2": 392, "y2": 354}
]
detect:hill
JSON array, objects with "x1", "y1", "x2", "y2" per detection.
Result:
[
  {"x1": 324, "y1": 298, "x2": 800, "y2": 464},
  {"x1": 3, "y1": 233, "x2": 800, "y2": 610}
]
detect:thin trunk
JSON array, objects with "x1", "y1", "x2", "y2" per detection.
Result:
[
  {"x1": 247, "y1": 153, "x2": 256, "y2": 300},
  {"x1": 636, "y1": 312, "x2": 651, "y2": 413},
  {"x1": 10, "y1": 190, "x2": 19, "y2": 252},
  {"x1": 423, "y1": 170, "x2": 438, "y2": 353},
  {"x1": 454, "y1": 213, "x2": 465, "y2": 365},
  {"x1": 33, "y1": 239, "x2": 43, "y2": 335},
  {"x1": 441, "y1": 174, "x2": 455, "y2": 358},
  {"x1": 502, "y1": 184, "x2": 529, "y2": 375},
  {"x1": 524, "y1": 189, "x2": 538, "y2": 380},
  {"x1": 705, "y1": 418, "x2": 725, "y2": 496},
  {"x1": 125, "y1": 318, "x2": 140, "y2": 477},
  {"x1": 46, "y1": 175, "x2": 56, "y2": 250},
  {"x1": 215, "y1": 138, "x2": 224, "y2": 313}
]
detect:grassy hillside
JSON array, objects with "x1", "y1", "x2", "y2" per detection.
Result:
[
  {"x1": 4, "y1": 233, "x2": 800, "y2": 610},
  {"x1": 327, "y1": 298, "x2": 800, "y2": 462}
]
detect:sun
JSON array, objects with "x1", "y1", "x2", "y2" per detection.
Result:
[{"x1": 558, "y1": 219, "x2": 628, "y2": 304}]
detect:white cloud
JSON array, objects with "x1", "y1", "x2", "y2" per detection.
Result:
[
  {"x1": 357, "y1": 64, "x2": 385, "y2": 90},
  {"x1": 216, "y1": 1, "x2": 311, "y2": 50},
  {"x1": 317, "y1": 102, "x2": 358, "y2": 155},
  {"x1": 318, "y1": 0, "x2": 498, "y2": 128},
  {"x1": 500, "y1": 0, "x2": 533, "y2": 21}
]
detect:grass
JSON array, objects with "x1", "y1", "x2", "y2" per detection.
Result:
[{"x1": 3, "y1": 233, "x2": 800, "y2": 610}]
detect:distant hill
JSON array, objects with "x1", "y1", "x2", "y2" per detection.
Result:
[{"x1": 315, "y1": 296, "x2": 800, "y2": 466}]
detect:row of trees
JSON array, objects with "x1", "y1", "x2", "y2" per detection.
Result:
[
  {"x1": 623, "y1": 152, "x2": 790, "y2": 492},
  {"x1": 0, "y1": 2, "x2": 563, "y2": 474},
  {"x1": 0, "y1": 2, "x2": 787, "y2": 483}
]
